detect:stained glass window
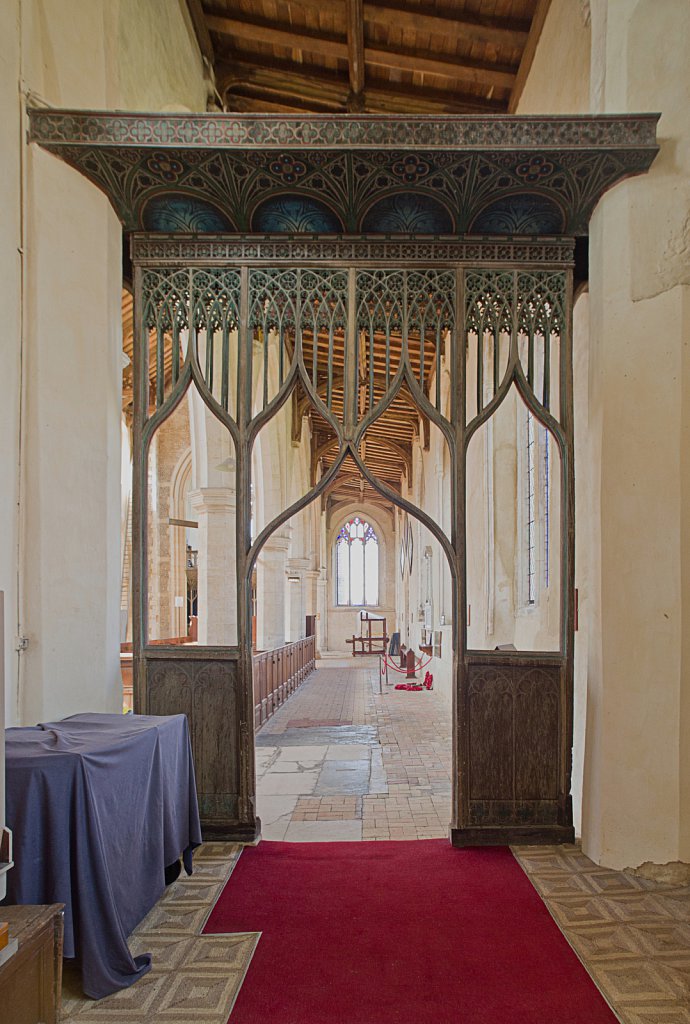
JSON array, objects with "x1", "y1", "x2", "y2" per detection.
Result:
[{"x1": 335, "y1": 517, "x2": 379, "y2": 606}]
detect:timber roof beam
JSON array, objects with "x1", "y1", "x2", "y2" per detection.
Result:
[{"x1": 218, "y1": 56, "x2": 504, "y2": 115}]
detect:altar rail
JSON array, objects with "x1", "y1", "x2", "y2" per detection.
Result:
[{"x1": 253, "y1": 636, "x2": 316, "y2": 729}]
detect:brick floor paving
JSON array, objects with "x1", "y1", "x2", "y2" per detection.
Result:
[{"x1": 256, "y1": 658, "x2": 452, "y2": 841}]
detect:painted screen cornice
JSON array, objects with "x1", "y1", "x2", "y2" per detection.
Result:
[{"x1": 28, "y1": 109, "x2": 659, "y2": 236}]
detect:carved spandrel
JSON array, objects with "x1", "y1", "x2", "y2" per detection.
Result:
[{"x1": 147, "y1": 663, "x2": 194, "y2": 720}]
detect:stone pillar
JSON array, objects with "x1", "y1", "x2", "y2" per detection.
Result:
[
  {"x1": 305, "y1": 568, "x2": 320, "y2": 618},
  {"x1": 286, "y1": 557, "x2": 310, "y2": 642},
  {"x1": 21, "y1": 147, "x2": 123, "y2": 723},
  {"x1": 316, "y1": 570, "x2": 328, "y2": 655},
  {"x1": 257, "y1": 533, "x2": 289, "y2": 651},
  {"x1": 189, "y1": 487, "x2": 237, "y2": 645},
  {"x1": 581, "y1": 0, "x2": 690, "y2": 872}
]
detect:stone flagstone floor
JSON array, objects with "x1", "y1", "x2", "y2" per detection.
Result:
[{"x1": 255, "y1": 657, "x2": 452, "y2": 841}]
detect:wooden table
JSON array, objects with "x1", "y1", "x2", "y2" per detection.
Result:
[{"x1": 0, "y1": 904, "x2": 64, "y2": 1024}]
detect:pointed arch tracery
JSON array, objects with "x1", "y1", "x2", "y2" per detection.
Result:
[{"x1": 134, "y1": 241, "x2": 576, "y2": 849}]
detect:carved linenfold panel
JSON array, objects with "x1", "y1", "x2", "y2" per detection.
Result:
[
  {"x1": 145, "y1": 656, "x2": 241, "y2": 828},
  {"x1": 468, "y1": 661, "x2": 563, "y2": 827},
  {"x1": 467, "y1": 668, "x2": 514, "y2": 800},
  {"x1": 192, "y1": 663, "x2": 239, "y2": 799},
  {"x1": 515, "y1": 672, "x2": 560, "y2": 801}
]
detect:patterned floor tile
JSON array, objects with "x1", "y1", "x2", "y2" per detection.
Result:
[
  {"x1": 62, "y1": 843, "x2": 258, "y2": 1024},
  {"x1": 516, "y1": 845, "x2": 690, "y2": 1024}
]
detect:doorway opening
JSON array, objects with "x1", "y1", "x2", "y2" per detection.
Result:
[{"x1": 250, "y1": 451, "x2": 455, "y2": 841}]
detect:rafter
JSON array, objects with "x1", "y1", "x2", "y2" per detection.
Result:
[
  {"x1": 346, "y1": 0, "x2": 365, "y2": 108},
  {"x1": 209, "y1": 13, "x2": 517, "y2": 91},
  {"x1": 214, "y1": 0, "x2": 531, "y2": 50},
  {"x1": 365, "y1": 45, "x2": 516, "y2": 90},
  {"x1": 223, "y1": 61, "x2": 501, "y2": 115},
  {"x1": 227, "y1": 89, "x2": 340, "y2": 116},
  {"x1": 220, "y1": 56, "x2": 347, "y2": 107},
  {"x1": 206, "y1": 13, "x2": 348, "y2": 61},
  {"x1": 362, "y1": 0, "x2": 530, "y2": 49},
  {"x1": 226, "y1": 94, "x2": 328, "y2": 115}
]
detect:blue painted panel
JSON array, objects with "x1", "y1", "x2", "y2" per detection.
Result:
[
  {"x1": 472, "y1": 194, "x2": 564, "y2": 235},
  {"x1": 361, "y1": 192, "x2": 454, "y2": 233},
  {"x1": 252, "y1": 195, "x2": 343, "y2": 233},
  {"x1": 142, "y1": 194, "x2": 233, "y2": 232}
]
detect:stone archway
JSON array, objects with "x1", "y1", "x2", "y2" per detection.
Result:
[{"x1": 27, "y1": 108, "x2": 659, "y2": 845}]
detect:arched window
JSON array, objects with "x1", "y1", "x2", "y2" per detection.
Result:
[{"x1": 335, "y1": 516, "x2": 379, "y2": 606}]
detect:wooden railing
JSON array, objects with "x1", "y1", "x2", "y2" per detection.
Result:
[
  {"x1": 122, "y1": 633, "x2": 316, "y2": 722},
  {"x1": 253, "y1": 635, "x2": 316, "y2": 729}
]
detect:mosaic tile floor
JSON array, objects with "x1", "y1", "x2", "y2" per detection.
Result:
[
  {"x1": 516, "y1": 844, "x2": 690, "y2": 1024},
  {"x1": 255, "y1": 657, "x2": 453, "y2": 840},
  {"x1": 61, "y1": 844, "x2": 257, "y2": 1023}
]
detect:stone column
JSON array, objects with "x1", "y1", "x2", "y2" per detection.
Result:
[
  {"x1": 316, "y1": 570, "x2": 328, "y2": 655},
  {"x1": 286, "y1": 557, "x2": 311, "y2": 642},
  {"x1": 257, "y1": 533, "x2": 290, "y2": 651},
  {"x1": 21, "y1": 147, "x2": 123, "y2": 723},
  {"x1": 189, "y1": 487, "x2": 237, "y2": 645}
]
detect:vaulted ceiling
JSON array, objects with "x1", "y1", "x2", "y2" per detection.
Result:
[{"x1": 187, "y1": 0, "x2": 552, "y2": 117}]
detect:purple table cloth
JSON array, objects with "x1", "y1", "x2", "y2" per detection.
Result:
[{"x1": 3, "y1": 712, "x2": 202, "y2": 998}]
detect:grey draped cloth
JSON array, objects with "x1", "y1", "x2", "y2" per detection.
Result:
[{"x1": 3, "y1": 712, "x2": 202, "y2": 998}]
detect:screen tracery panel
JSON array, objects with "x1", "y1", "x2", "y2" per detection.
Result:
[{"x1": 132, "y1": 242, "x2": 575, "y2": 846}]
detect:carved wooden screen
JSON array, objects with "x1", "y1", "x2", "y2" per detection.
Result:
[{"x1": 132, "y1": 237, "x2": 575, "y2": 846}]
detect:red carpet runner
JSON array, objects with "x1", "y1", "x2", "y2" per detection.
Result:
[{"x1": 204, "y1": 840, "x2": 616, "y2": 1024}]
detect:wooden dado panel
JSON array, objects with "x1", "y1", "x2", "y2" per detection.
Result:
[
  {"x1": 467, "y1": 660, "x2": 562, "y2": 828},
  {"x1": 144, "y1": 654, "x2": 241, "y2": 829}
]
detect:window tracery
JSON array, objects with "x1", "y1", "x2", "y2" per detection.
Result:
[{"x1": 335, "y1": 517, "x2": 379, "y2": 607}]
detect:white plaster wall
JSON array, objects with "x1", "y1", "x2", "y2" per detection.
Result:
[
  {"x1": 107, "y1": 0, "x2": 208, "y2": 112},
  {"x1": 21, "y1": 148, "x2": 123, "y2": 722},
  {"x1": 1, "y1": 0, "x2": 207, "y2": 726},
  {"x1": 0, "y1": 1, "x2": 22, "y2": 730},
  {"x1": 517, "y1": 0, "x2": 591, "y2": 114}
]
